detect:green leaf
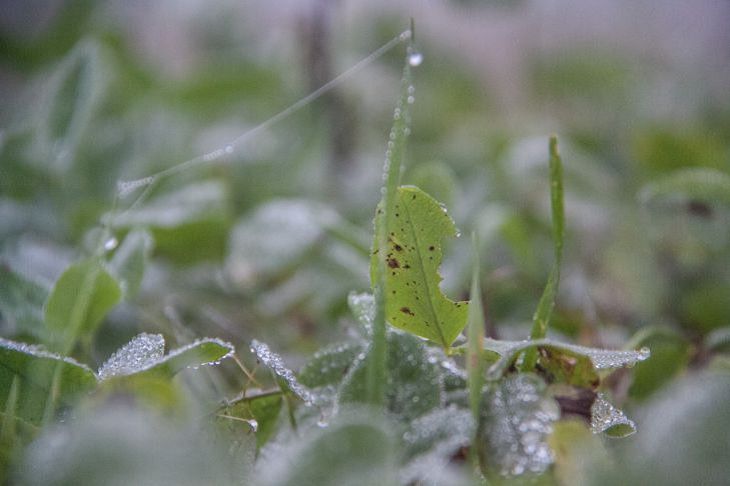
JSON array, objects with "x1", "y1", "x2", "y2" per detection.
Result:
[
  {"x1": 476, "y1": 374, "x2": 559, "y2": 478},
  {"x1": 110, "y1": 181, "x2": 229, "y2": 229},
  {"x1": 39, "y1": 39, "x2": 105, "y2": 172},
  {"x1": 400, "y1": 406, "x2": 475, "y2": 485},
  {"x1": 0, "y1": 265, "x2": 48, "y2": 339},
  {"x1": 704, "y1": 326, "x2": 730, "y2": 354},
  {"x1": 108, "y1": 229, "x2": 153, "y2": 297},
  {"x1": 407, "y1": 161, "x2": 457, "y2": 209},
  {"x1": 226, "y1": 199, "x2": 341, "y2": 287},
  {"x1": 549, "y1": 420, "x2": 609, "y2": 486},
  {"x1": 220, "y1": 392, "x2": 284, "y2": 449},
  {"x1": 250, "y1": 340, "x2": 314, "y2": 405},
  {"x1": 339, "y1": 330, "x2": 443, "y2": 421},
  {"x1": 484, "y1": 338, "x2": 650, "y2": 382},
  {"x1": 371, "y1": 186, "x2": 468, "y2": 348},
  {"x1": 257, "y1": 414, "x2": 397, "y2": 486},
  {"x1": 347, "y1": 292, "x2": 375, "y2": 333},
  {"x1": 44, "y1": 258, "x2": 122, "y2": 352},
  {"x1": 589, "y1": 393, "x2": 636, "y2": 438},
  {"x1": 627, "y1": 327, "x2": 692, "y2": 400},
  {"x1": 523, "y1": 135, "x2": 564, "y2": 371},
  {"x1": 639, "y1": 168, "x2": 730, "y2": 206},
  {"x1": 298, "y1": 342, "x2": 363, "y2": 389},
  {"x1": 0, "y1": 337, "x2": 96, "y2": 425},
  {"x1": 98, "y1": 333, "x2": 234, "y2": 381},
  {"x1": 590, "y1": 373, "x2": 730, "y2": 485}
]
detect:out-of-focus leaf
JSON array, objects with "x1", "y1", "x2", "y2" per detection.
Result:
[
  {"x1": 590, "y1": 373, "x2": 730, "y2": 485},
  {"x1": 0, "y1": 264, "x2": 48, "y2": 339},
  {"x1": 298, "y1": 342, "x2": 363, "y2": 389},
  {"x1": 19, "y1": 406, "x2": 240, "y2": 485},
  {"x1": 549, "y1": 420, "x2": 608, "y2": 486},
  {"x1": 37, "y1": 39, "x2": 105, "y2": 173},
  {"x1": 627, "y1": 327, "x2": 692, "y2": 400},
  {"x1": 400, "y1": 405, "x2": 474, "y2": 485},
  {"x1": 705, "y1": 326, "x2": 730, "y2": 354},
  {"x1": 0, "y1": 338, "x2": 96, "y2": 425},
  {"x1": 476, "y1": 373, "x2": 559, "y2": 478},
  {"x1": 108, "y1": 229, "x2": 153, "y2": 297},
  {"x1": 110, "y1": 180, "x2": 229, "y2": 229},
  {"x1": 371, "y1": 186, "x2": 469, "y2": 348},
  {"x1": 109, "y1": 181, "x2": 231, "y2": 263},
  {"x1": 407, "y1": 161, "x2": 457, "y2": 210},
  {"x1": 257, "y1": 413, "x2": 397, "y2": 486},
  {"x1": 639, "y1": 168, "x2": 730, "y2": 206},
  {"x1": 44, "y1": 258, "x2": 122, "y2": 352},
  {"x1": 227, "y1": 199, "x2": 339, "y2": 288}
]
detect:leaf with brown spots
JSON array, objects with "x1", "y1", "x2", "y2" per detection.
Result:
[{"x1": 371, "y1": 186, "x2": 469, "y2": 348}]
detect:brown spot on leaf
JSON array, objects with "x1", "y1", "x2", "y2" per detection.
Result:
[
  {"x1": 394, "y1": 244, "x2": 403, "y2": 251},
  {"x1": 400, "y1": 307, "x2": 415, "y2": 316},
  {"x1": 428, "y1": 246, "x2": 435, "y2": 251},
  {"x1": 387, "y1": 258, "x2": 400, "y2": 268}
]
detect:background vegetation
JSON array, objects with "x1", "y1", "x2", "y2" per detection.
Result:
[{"x1": 1, "y1": 0, "x2": 730, "y2": 484}]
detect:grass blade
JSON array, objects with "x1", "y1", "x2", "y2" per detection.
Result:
[
  {"x1": 522, "y1": 136, "x2": 564, "y2": 371},
  {"x1": 367, "y1": 29, "x2": 416, "y2": 405}
]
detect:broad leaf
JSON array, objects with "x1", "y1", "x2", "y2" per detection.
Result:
[
  {"x1": 484, "y1": 338, "x2": 650, "y2": 382},
  {"x1": 44, "y1": 258, "x2": 122, "y2": 352},
  {"x1": 339, "y1": 330, "x2": 443, "y2": 421},
  {"x1": 99, "y1": 334, "x2": 234, "y2": 380},
  {"x1": 476, "y1": 374, "x2": 559, "y2": 477},
  {"x1": 400, "y1": 406, "x2": 474, "y2": 485},
  {"x1": 256, "y1": 414, "x2": 397, "y2": 486},
  {"x1": 0, "y1": 338, "x2": 96, "y2": 425},
  {"x1": 371, "y1": 186, "x2": 468, "y2": 348},
  {"x1": 227, "y1": 199, "x2": 340, "y2": 287},
  {"x1": 298, "y1": 342, "x2": 363, "y2": 389}
]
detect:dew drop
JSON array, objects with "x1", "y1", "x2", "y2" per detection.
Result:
[
  {"x1": 408, "y1": 50, "x2": 423, "y2": 67},
  {"x1": 407, "y1": 95, "x2": 415, "y2": 104},
  {"x1": 104, "y1": 237, "x2": 118, "y2": 251},
  {"x1": 225, "y1": 144, "x2": 234, "y2": 154}
]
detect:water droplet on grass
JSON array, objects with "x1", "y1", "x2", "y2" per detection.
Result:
[
  {"x1": 408, "y1": 50, "x2": 423, "y2": 67},
  {"x1": 103, "y1": 237, "x2": 118, "y2": 251}
]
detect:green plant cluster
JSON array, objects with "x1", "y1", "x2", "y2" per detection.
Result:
[{"x1": 2, "y1": 11, "x2": 730, "y2": 486}]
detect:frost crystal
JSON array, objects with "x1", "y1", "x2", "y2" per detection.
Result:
[
  {"x1": 98, "y1": 333, "x2": 165, "y2": 380},
  {"x1": 590, "y1": 393, "x2": 637, "y2": 437},
  {"x1": 250, "y1": 340, "x2": 314, "y2": 405}
]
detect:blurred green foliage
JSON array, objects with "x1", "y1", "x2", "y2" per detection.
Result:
[{"x1": 1, "y1": 0, "x2": 730, "y2": 484}]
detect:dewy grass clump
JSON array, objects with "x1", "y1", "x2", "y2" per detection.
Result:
[{"x1": 16, "y1": 19, "x2": 728, "y2": 485}]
